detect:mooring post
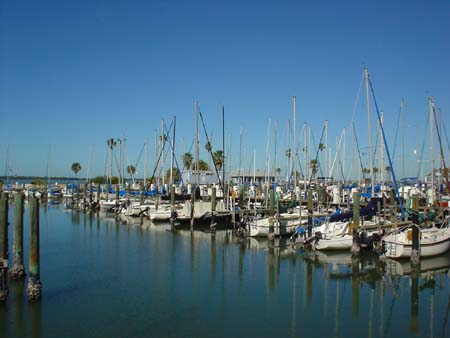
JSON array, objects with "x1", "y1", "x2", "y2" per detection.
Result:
[
  {"x1": 351, "y1": 189, "x2": 360, "y2": 254},
  {"x1": 210, "y1": 186, "x2": 217, "y2": 230},
  {"x1": 190, "y1": 188, "x2": 195, "y2": 231},
  {"x1": 10, "y1": 192, "x2": 25, "y2": 279},
  {"x1": 307, "y1": 190, "x2": 313, "y2": 237},
  {"x1": 268, "y1": 188, "x2": 275, "y2": 240},
  {"x1": 27, "y1": 197, "x2": 42, "y2": 301},
  {"x1": 238, "y1": 185, "x2": 244, "y2": 223},
  {"x1": 0, "y1": 193, "x2": 8, "y2": 301},
  {"x1": 411, "y1": 194, "x2": 420, "y2": 265},
  {"x1": 170, "y1": 185, "x2": 176, "y2": 225}
]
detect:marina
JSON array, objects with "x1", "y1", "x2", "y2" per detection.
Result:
[
  {"x1": 0, "y1": 201, "x2": 449, "y2": 338},
  {"x1": 1, "y1": 1, "x2": 450, "y2": 337}
]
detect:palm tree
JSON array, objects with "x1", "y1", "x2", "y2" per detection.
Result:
[
  {"x1": 196, "y1": 160, "x2": 209, "y2": 171},
  {"x1": 310, "y1": 159, "x2": 319, "y2": 178},
  {"x1": 212, "y1": 150, "x2": 224, "y2": 170},
  {"x1": 71, "y1": 162, "x2": 82, "y2": 178},
  {"x1": 127, "y1": 165, "x2": 136, "y2": 183},
  {"x1": 318, "y1": 143, "x2": 325, "y2": 152},
  {"x1": 285, "y1": 148, "x2": 291, "y2": 159},
  {"x1": 205, "y1": 141, "x2": 212, "y2": 152},
  {"x1": 182, "y1": 152, "x2": 193, "y2": 170}
]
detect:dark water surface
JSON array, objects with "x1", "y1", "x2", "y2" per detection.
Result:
[{"x1": 1, "y1": 203, "x2": 449, "y2": 338}]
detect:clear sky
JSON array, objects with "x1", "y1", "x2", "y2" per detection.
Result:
[{"x1": 1, "y1": 0, "x2": 449, "y2": 180}]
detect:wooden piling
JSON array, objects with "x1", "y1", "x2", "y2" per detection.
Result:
[
  {"x1": 190, "y1": 189, "x2": 195, "y2": 231},
  {"x1": 0, "y1": 194, "x2": 8, "y2": 261},
  {"x1": 210, "y1": 186, "x2": 216, "y2": 229},
  {"x1": 411, "y1": 194, "x2": 420, "y2": 265},
  {"x1": 0, "y1": 193, "x2": 8, "y2": 301},
  {"x1": 170, "y1": 185, "x2": 176, "y2": 225},
  {"x1": 351, "y1": 190, "x2": 360, "y2": 254},
  {"x1": 10, "y1": 192, "x2": 25, "y2": 279},
  {"x1": 27, "y1": 197, "x2": 42, "y2": 301},
  {"x1": 307, "y1": 190, "x2": 313, "y2": 237},
  {"x1": 268, "y1": 189, "x2": 275, "y2": 239}
]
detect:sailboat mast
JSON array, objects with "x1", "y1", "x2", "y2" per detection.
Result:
[
  {"x1": 380, "y1": 111, "x2": 385, "y2": 186},
  {"x1": 144, "y1": 137, "x2": 148, "y2": 186},
  {"x1": 401, "y1": 99, "x2": 405, "y2": 179},
  {"x1": 239, "y1": 127, "x2": 243, "y2": 184},
  {"x1": 222, "y1": 106, "x2": 225, "y2": 190},
  {"x1": 170, "y1": 116, "x2": 176, "y2": 186},
  {"x1": 325, "y1": 120, "x2": 329, "y2": 180},
  {"x1": 429, "y1": 97, "x2": 435, "y2": 201},
  {"x1": 293, "y1": 96, "x2": 297, "y2": 188},
  {"x1": 364, "y1": 67, "x2": 375, "y2": 197},
  {"x1": 195, "y1": 101, "x2": 199, "y2": 186}
]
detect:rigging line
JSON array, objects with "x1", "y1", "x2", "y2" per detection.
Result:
[
  {"x1": 443, "y1": 120, "x2": 450, "y2": 154},
  {"x1": 140, "y1": 119, "x2": 174, "y2": 198},
  {"x1": 432, "y1": 106, "x2": 450, "y2": 191},
  {"x1": 368, "y1": 77, "x2": 404, "y2": 219},
  {"x1": 352, "y1": 122, "x2": 367, "y2": 181},
  {"x1": 350, "y1": 70, "x2": 365, "y2": 124},
  {"x1": 163, "y1": 121, "x2": 185, "y2": 186},
  {"x1": 198, "y1": 111, "x2": 223, "y2": 189},
  {"x1": 133, "y1": 141, "x2": 146, "y2": 170},
  {"x1": 287, "y1": 119, "x2": 305, "y2": 182},
  {"x1": 308, "y1": 124, "x2": 326, "y2": 182},
  {"x1": 392, "y1": 105, "x2": 402, "y2": 160},
  {"x1": 416, "y1": 115, "x2": 429, "y2": 179}
]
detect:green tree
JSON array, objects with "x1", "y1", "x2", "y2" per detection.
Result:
[
  {"x1": 92, "y1": 176, "x2": 106, "y2": 184},
  {"x1": 111, "y1": 176, "x2": 119, "y2": 184},
  {"x1": 205, "y1": 141, "x2": 212, "y2": 152},
  {"x1": 310, "y1": 159, "x2": 319, "y2": 178},
  {"x1": 182, "y1": 152, "x2": 193, "y2": 170},
  {"x1": 318, "y1": 143, "x2": 325, "y2": 152},
  {"x1": 165, "y1": 168, "x2": 181, "y2": 183},
  {"x1": 195, "y1": 160, "x2": 209, "y2": 171},
  {"x1": 212, "y1": 150, "x2": 224, "y2": 170},
  {"x1": 127, "y1": 165, "x2": 136, "y2": 182},
  {"x1": 71, "y1": 162, "x2": 82, "y2": 178}
]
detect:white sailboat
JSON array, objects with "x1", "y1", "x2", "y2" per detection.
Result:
[{"x1": 383, "y1": 220, "x2": 450, "y2": 258}]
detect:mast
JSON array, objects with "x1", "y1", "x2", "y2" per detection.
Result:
[
  {"x1": 364, "y1": 67, "x2": 375, "y2": 197},
  {"x1": 401, "y1": 99, "x2": 405, "y2": 179},
  {"x1": 238, "y1": 127, "x2": 243, "y2": 184},
  {"x1": 273, "y1": 121, "x2": 278, "y2": 182},
  {"x1": 161, "y1": 119, "x2": 165, "y2": 188},
  {"x1": 222, "y1": 106, "x2": 225, "y2": 190},
  {"x1": 304, "y1": 122, "x2": 307, "y2": 186},
  {"x1": 195, "y1": 101, "x2": 199, "y2": 186},
  {"x1": 253, "y1": 148, "x2": 256, "y2": 184},
  {"x1": 5, "y1": 145, "x2": 9, "y2": 186},
  {"x1": 325, "y1": 120, "x2": 329, "y2": 180},
  {"x1": 293, "y1": 96, "x2": 297, "y2": 188},
  {"x1": 144, "y1": 137, "x2": 148, "y2": 186},
  {"x1": 47, "y1": 144, "x2": 51, "y2": 186},
  {"x1": 170, "y1": 116, "x2": 176, "y2": 186},
  {"x1": 87, "y1": 145, "x2": 93, "y2": 184},
  {"x1": 429, "y1": 97, "x2": 435, "y2": 203},
  {"x1": 380, "y1": 111, "x2": 385, "y2": 186}
]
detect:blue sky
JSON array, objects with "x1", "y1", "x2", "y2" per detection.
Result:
[{"x1": 1, "y1": 0, "x2": 449, "y2": 180}]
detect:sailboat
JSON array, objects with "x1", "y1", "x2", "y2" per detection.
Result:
[{"x1": 383, "y1": 219, "x2": 450, "y2": 258}]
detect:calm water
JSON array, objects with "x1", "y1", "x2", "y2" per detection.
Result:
[{"x1": 1, "y1": 202, "x2": 449, "y2": 338}]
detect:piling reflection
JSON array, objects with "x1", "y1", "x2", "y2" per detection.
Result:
[{"x1": 4, "y1": 202, "x2": 447, "y2": 338}]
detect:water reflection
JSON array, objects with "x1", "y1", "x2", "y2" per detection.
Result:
[{"x1": 2, "y1": 203, "x2": 449, "y2": 338}]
